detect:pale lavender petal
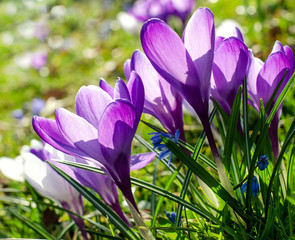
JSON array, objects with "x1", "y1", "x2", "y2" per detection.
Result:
[
  {"x1": 127, "y1": 71, "x2": 144, "y2": 121},
  {"x1": 271, "y1": 40, "x2": 284, "y2": 54},
  {"x1": 114, "y1": 78, "x2": 131, "y2": 101},
  {"x1": 183, "y1": 7, "x2": 215, "y2": 103},
  {"x1": 55, "y1": 108, "x2": 103, "y2": 162},
  {"x1": 124, "y1": 59, "x2": 131, "y2": 80},
  {"x1": 257, "y1": 52, "x2": 291, "y2": 106},
  {"x1": 99, "y1": 78, "x2": 114, "y2": 99},
  {"x1": 247, "y1": 50, "x2": 263, "y2": 110},
  {"x1": 130, "y1": 152, "x2": 156, "y2": 171},
  {"x1": 215, "y1": 36, "x2": 224, "y2": 51},
  {"x1": 75, "y1": 85, "x2": 112, "y2": 128}
]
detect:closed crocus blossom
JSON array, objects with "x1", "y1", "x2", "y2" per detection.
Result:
[
  {"x1": 141, "y1": 8, "x2": 222, "y2": 158},
  {"x1": 33, "y1": 73, "x2": 155, "y2": 213},
  {"x1": 211, "y1": 37, "x2": 249, "y2": 115},
  {"x1": 247, "y1": 41, "x2": 294, "y2": 158},
  {"x1": 21, "y1": 140, "x2": 88, "y2": 240},
  {"x1": 124, "y1": 50, "x2": 185, "y2": 140}
]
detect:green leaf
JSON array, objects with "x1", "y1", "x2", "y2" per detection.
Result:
[
  {"x1": 8, "y1": 208, "x2": 56, "y2": 240},
  {"x1": 162, "y1": 137, "x2": 248, "y2": 218},
  {"x1": 48, "y1": 162, "x2": 140, "y2": 240}
]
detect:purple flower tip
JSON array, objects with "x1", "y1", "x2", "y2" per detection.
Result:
[{"x1": 12, "y1": 109, "x2": 24, "y2": 120}]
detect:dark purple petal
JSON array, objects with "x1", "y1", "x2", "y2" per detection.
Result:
[
  {"x1": 97, "y1": 100, "x2": 137, "y2": 183},
  {"x1": 130, "y1": 152, "x2": 156, "y2": 171},
  {"x1": 75, "y1": 85, "x2": 112, "y2": 128},
  {"x1": 283, "y1": 45, "x2": 294, "y2": 73},
  {"x1": 212, "y1": 37, "x2": 248, "y2": 113},
  {"x1": 127, "y1": 71, "x2": 144, "y2": 122}
]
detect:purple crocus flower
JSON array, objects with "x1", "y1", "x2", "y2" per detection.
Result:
[
  {"x1": 247, "y1": 41, "x2": 294, "y2": 158},
  {"x1": 211, "y1": 37, "x2": 249, "y2": 115},
  {"x1": 21, "y1": 140, "x2": 88, "y2": 240},
  {"x1": 141, "y1": 8, "x2": 222, "y2": 158},
  {"x1": 34, "y1": 21, "x2": 50, "y2": 41},
  {"x1": 33, "y1": 73, "x2": 155, "y2": 213},
  {"x1": 123, "y1": 50, "x2": 185, "y2": 140},
  {"x1": 31, "y1": 52, "x2": 47, "y2": 70},
  {"x1": 128, "y1": 0, "x2": 194, "y2": 24}
]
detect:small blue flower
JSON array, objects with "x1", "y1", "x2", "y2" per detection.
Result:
[
  {"x1": 164, "y1": 210, "x2": 176, "y2": 224},
  {"x1": 150, "y1": 130, "x2": 179, "y2": 166},
  {"x1": 241, "y1": 176, "x2": 259, "y2": 197},
  {"x1": 32, "y1": 98, "x2": 46, "y2": 116},
  {"x1": 257, "y1": 155, "x2": 269, "y2": 171}
]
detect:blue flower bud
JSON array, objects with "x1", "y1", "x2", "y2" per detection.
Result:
[
  {"x1": 257, "y1": 155, "x2": 269, "y2": 171},
  {"x1": 241, "y1": 176, "x2": 259, "y2": 197}
]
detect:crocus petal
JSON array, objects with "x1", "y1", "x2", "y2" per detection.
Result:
[
  {"x1": 55, "y1": 108, "x2": 103, "y2": 162},
  {"x1": 0, "y1": 156, "x2": 24, "y2": 182},
  {"x1": 271, "y1": 40, "x2": 284, "y2": 54},
  {"x1": 141, "y1": 18, "x2": 203, "y2": 114},
  {"x1": 247, "y1": 50, "x2": 264, "y2": 110},
  {"x1": 212, "y1": 37, "x2": 248, "y2": 112},
  {"x1": 127, "y1": 71, "x2": 144, "y2": 122},
  {"x1": 32, "y1": 116, "x2": 92, "y2": 159},
  {"x1": 183, "y1": 7, "x2": 215, "y2": 103},
  {"x1": 114, "y1": 78, "x2": 131, "y2": 101},
  {"x1": 99, "y1": 78, "x2": 114, "y2": 99},
  {"x1": 130, "y1": 152, "x2": 156, "y2": 171},
  {"x1": 97, "y1": 100, "x2": 137, "y2": 182},
  {"x1": 283, "y1": 45, "x2": 294, "y2": 72},
  {"x1": 124, "y1": 59, "x2": 131, "y2": 80},
  {"x1": 257, "y1": 52, "x2": 291, "y2": 106},
  {"x1": 75, "y1": 85, "x2": 112, "y2": 128}
]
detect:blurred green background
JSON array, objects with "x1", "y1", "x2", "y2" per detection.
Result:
[{"x1": 0, "y1": 0, "x2": 294, "y2": 238}]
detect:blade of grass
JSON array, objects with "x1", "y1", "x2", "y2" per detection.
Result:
[
  {"x1": 48, "y1": 162, "x2": 140, "y2": 240},
  {"x1": 175, "y1": 107, "x2": 217, "y2": 227},
  {"x1": 243, "y1": 77, "x2": 251, "y2": 169},
  {"x1": 8, "y1": 208, "x2": 56, "y2": 240}
]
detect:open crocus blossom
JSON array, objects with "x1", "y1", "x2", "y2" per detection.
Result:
[
  {"x1": 21, "y1": 140, "x2": 88, "y2": 240},
  {"x1": 247, "y1": 41, "x2": 294, "y2": 158},
  {"x1": 33, "y1": 72, "x2": 155, "y2": 213},
  {"x1": 211, "y1": 37, "x2": 249, "y2": 115},
  {"x1": 124, "y1": 49, "x2": 185, "y2": 140}
]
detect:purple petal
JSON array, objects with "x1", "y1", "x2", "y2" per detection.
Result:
[
  {"x1": 97, "y1": 100, "x2": 137, "y2": 182},
  {"x1": 99, "y1": 78, "x2": 114, "y2": 99},
  {"x1": 212, "y1": 37, "x2": 248, "y2": 112},
  {"x1": 130, "y1": 152, "x2": 156, "y2": 171},
  {"x1": 271, "y1": 40, "x2": 284, "y2": 54},
  {"x1": 124, "y1": 59, "x2": 131, "y2": 80},
  {"x1": 32, "y1": 116, "x2": 92, "y2": 159},
  {"x1": 257, "y1": 52, "x2": 291, "y2": 106},
  {"x1": 215, "y1": 36, "x2": 224, "y2": 51},
  {"x1": 283, "y1": 45, "x2": 294, "y2": 73},
  {"x1": 141, "y1": 19, "x2": 203, "y2": 115},
  {"x1": 114, "y1": 78, "x2": 131, "y2": 101},
  {"x1": 75, "y1": 85, "x2": 112, "y2": 128},
  {"x1": 55, "y1": 108, "x2": 103, "y2": 162},
  {"x1": 127, "y1": 71, "x2": 144, "y2": 122},
  {"x1": 183, "y1": 7, "x2": 215, "y2": 103}
]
